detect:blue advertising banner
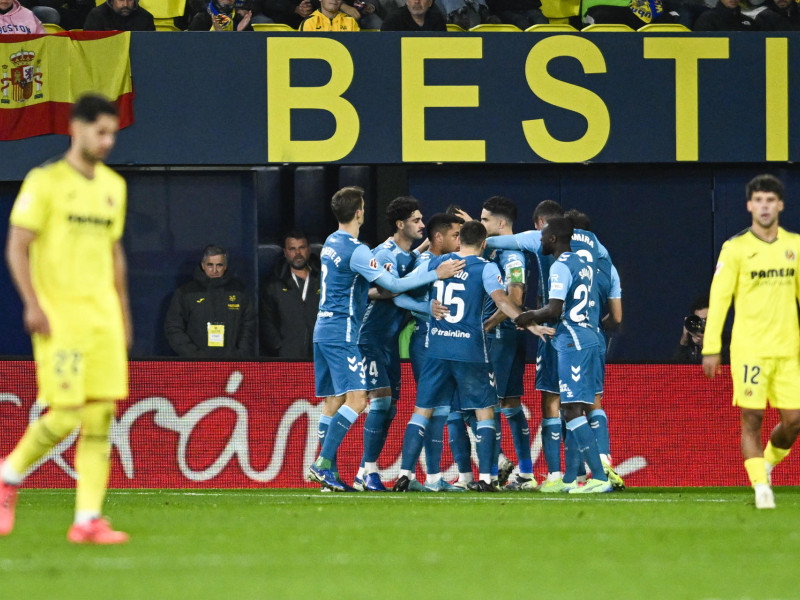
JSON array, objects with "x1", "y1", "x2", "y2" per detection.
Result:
[{"x1": 0, "y1": 32, "x2": 796, "y2": 179}]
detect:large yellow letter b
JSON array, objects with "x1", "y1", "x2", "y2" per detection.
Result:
[{"x1": 267, "y1": 38, "x2": 360, "y2": 162}]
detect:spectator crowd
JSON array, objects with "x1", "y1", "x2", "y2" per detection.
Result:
[{"x1": 4, "y1": 0, "x2": 798, "y2": 34}]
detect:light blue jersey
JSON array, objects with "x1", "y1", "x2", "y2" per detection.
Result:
[
  {"x1": 359, "y1": 238, "x2": 418, "y2": 346},
  {"x1": 314, "y1": 230, "x2": 383, "y2": 344},
  {"x1": 314, "y1": 230, "x2": 438, "y2": 345},
  {"x1": 487, "y1": 228, "x2": 610, "y2": 306},
  {"x1": 548, "y1": 252, "x2": 598, "y2": 353},
  {"x1": 482, "y1": 247, "x2": 527, "y2": 336},
  {"x1": 426, "y1": 253, "x2": 504, "y2": 363}
]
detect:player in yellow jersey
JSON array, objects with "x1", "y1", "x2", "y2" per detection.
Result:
[
  {"x1": 703, "y1": 174, "x2": 800, "y2": 510},
  {"x1": 1, "y1": 94, "x2": 132, "y2": 543}
]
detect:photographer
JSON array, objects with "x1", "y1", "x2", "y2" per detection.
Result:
[{"x1": 675, "y1": 294, "x2": 729, "y2": 364}]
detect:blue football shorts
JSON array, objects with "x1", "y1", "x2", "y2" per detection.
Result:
[{"x1": 313, "y1": 341, "x2": 367, "y2": 397}]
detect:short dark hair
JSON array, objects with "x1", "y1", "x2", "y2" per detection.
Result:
[
  {"x1": 283, "y1": 229, "x2": 308, "y2": 247},
  {"x1": 689, "y1": 294, "x2": 709, "y2": 314},
  {"x1": 459, "y1": 220, "x2": 487, "y2": 248},
  {"x1": 202, "y1": 244, "x2": 227, "y2": 262},
  {"x1": 445, "y1": 204, "x2": 464, "y2": 216},
  {"x1": 426, "y1": 213, "x2": 464, "y2": 242},
  {"x1": 564, "y1": 209, "x2": 591, "y2": 231},
  {"x1": 385, "y1": 196, "x2": 421, "y2": 233},
  {"x1": 70, "y1": 93, "x2": 118, "y2": 123},
  {"x1": 746, "y1": 174, "x2": 784, "y2": 201},
  {"x1": 331, "y1": 186, "x2": 364, "y2": 224},
  {"x1": 533, "y1": 200, "x2": 563, "y2": 225},
  {"x1": 482, "y1": 196, "x2": 517, "y2": 224},
  {"x1": 544, "y1": 216, "x2": 573, "y2": 243}
]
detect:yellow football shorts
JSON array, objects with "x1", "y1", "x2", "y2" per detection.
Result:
[
  {"x1": 33, "y1": 322, "x2": 128, "y2": 408},
  {"x1": 731, "y1": 355, "x2": 800, "y2": 410}
]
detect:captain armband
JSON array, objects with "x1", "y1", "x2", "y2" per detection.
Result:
[{"x1": 506, "y1": 260, "x2": 525, "y2": 285}]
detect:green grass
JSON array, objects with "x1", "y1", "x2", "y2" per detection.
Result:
[{"x1": 2, "y1": 487, "x2": 798, "y2": 600}]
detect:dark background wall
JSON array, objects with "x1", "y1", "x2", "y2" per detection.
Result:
[
  {"x1": 2, "y1": 32, "x2": 799, "y2": 359},
  {"x1": 4, "y1": 163, "x2": 800, "y2": 360}
]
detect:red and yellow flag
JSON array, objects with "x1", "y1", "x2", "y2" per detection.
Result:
[{"x1": 0, "y1": 31, "x2": 133, "y2": 141}]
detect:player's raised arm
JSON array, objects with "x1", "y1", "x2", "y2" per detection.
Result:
[
  {"x1": 485, "y1": 230, "x2": 542, "y2": 253},
  {"x1": 5, "y1": 225, "x2": 50, "y2": 336}
]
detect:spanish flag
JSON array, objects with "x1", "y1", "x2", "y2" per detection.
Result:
[{"x1": 0, "y1": 31, "x2": 133, "y2": 141}]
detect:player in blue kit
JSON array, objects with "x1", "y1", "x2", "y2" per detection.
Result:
[
  {"x1": 515, "y1": 217, "x2": 612, "y2": 494},
  {"x1": 307, "y1": 187, "x2": 465, "y2": 492},
  {"x1": 480, "y1": 197, "x2": 537, "y2": 491},
  {"x1": 393, "y1": 213, "x2": 466, "y2": 491},
  {"x1": 354, "y1": 197, "x2": 426, "y2": 492},
  {"x1": 565, "y1": 209, "x2": 625, "y2": 489},
  {"x1": 486, "y1": 200, "x2": 614, "y2": 491},
  {"x1": 393, "y1": 221, "x2": 554, "y2": 492}
]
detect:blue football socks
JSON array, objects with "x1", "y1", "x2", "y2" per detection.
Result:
[
  {"x1": 502, "y1": 405, "x2": 533, "y2": 474},
  {"x1": 541, "y1": 417, "x2": 562, "y2": 474},
  {"x1": 319, "y1": 405, "x2": 359, "y2": 462},
  {"x1": 447, "y1": 411, "x2": 472, "y2": 473},
  {"x1": 400, "y1": 413, "x2": 429, "y2": 472},
  {"x1": 588, "y1": 408, "x2": 610, "y2": 457},
  {"x1": 566, "y1": 416, "x2": 607, "y2": 482},
  {"x1": 476, "y1": 419, "x2": 496, "y2": 476},
  {"x1": 424, "y1": 405, "x2": 449, "y2": 475}
]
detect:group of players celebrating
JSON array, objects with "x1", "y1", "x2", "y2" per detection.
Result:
[{"x1": 307, "y1": 186, "x2": 625, "y2": 493}]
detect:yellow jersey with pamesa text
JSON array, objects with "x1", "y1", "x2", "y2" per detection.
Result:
[
  {"x1": 704, "y1": 227, "x2": 800, "y2": 359},
  {"x1": 9, "y1": 158, "x2": 126, "y2": 318}
]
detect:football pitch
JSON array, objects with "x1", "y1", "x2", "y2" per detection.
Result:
[{"x1": 1, "y1": 487, "x2": 798, "y2": 600}]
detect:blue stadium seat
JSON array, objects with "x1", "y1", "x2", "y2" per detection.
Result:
[
  {"x1": 258, "y1": 244, "x2": 283, "y2": 284},
  {"x1": 255, "y1": 166, "x2": 289, "y2": 244},
  {"x1": 338, "y1": 165, "x2": 376, "y2": 244},
  {"x1": 294, "y1": 166, "x2": 331, "y2": 243}
]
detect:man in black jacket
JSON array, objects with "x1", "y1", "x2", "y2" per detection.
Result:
[
  {"x1": 380, "y1": 0, "x2": 446, "y2": 29},
  {"x1": 260, "y1": 231, "x2": 321, "y2": 358},
  {"x1": 693, "y1": 0, "x2": 756, "y2": 29},
  {"x1": 83, "y1": 0, "x2": 156, "y2": 30},
  {"x1": 165, "y1": 245, "x2": 257, "y2": 358}
]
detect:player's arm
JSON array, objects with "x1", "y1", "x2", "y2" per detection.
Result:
[
  {"x1": 602, "y1": 265, "x2": 623, "y2": 331},
  {"x1": 393, "y1": 294, "x2": 449, "y2": 320},
  {"x1": 490, "y1": 289, "x2": 553, "y2": 340},
  {"x1": 5, "y1": 225, "x2": 50, "y2": 336},
  {"x1": 483, "y1": 262, "x2": 553, "y2": 339},
  {"x1": 484, "y1": 255, "x2": 526, "y2": 331},
  {"x1": 515, "y1": 260, "x2": 569, "y2": 327},
  {"x1": 368, "y1": 249, "x2": 400, "y2": 300},
  {"x1": 485, "y1": 230, "x2": 542, "y2": 254},
  {"x1": 603, "y1": 298, "x2": 622, "y2": 331},
  {"x1": 372, "y1": 257, "x2": 464, "y2": 293},
  {"x1": 515, "y1": 298, "x2": 563, "y2": 328},
  {"x1": 368, "y1": 286, "x2": 395, "y2": 301},
  {"x1": 113, "y1": 241, "x2": 133, "y2": 350},
  {"x1": 702, "y1": 242, "x2": 738, "y2": 379},
  {"x1": 415, "y1": 238, "x2": 430, "y2": 254}
]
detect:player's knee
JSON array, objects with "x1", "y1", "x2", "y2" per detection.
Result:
[
  {"x1": 499, "y1": 397, "x2": 521, "y2": 409},
  {"x1": 740, "y1": 410, "x2": 764, "y2": 433},
  {"x1": 562, "y1": 404, "x2": 583, "y2": 421},
  {"x1": 346, "y1": 392, "x2": 368, "y2": 413},
  {"x1": 781, "y1": 412, "x2": 800, "y2": 437},
  {"x1": 81, "y1": 401, "x2": 115, "y2": 437},
  {"x1": 42, "y1": 407, "x2": 83, "y2": 439}
]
